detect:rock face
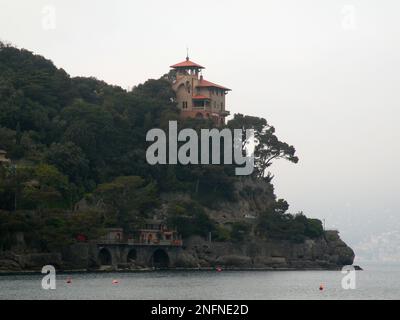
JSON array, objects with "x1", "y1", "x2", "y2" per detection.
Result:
[
  {"x1": 0, "y1": 230, "x2": 354, "y2": 271},
  {"x1": 0, "y1": 251, "x2": 62, "y2": 272},
  {"x1": 176, "y1": 231, "x2": 355, "y2": 270},
  {"x1": 158, "y1": 178, "x2": 355, "y2": 270},
  {"x1": 0, "y1": 177, "x2": 355, "y2": 271},
  {"x1": 159, "y1": 178, "x2": 276, "y2": 225}
]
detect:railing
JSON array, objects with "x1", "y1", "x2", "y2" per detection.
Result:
[
  {"x1": 127, "y1": 239, "x2": 183, "y2": 247},
  {"x1": 91, "y1": 239, "x2": 124, "y2": 245}
]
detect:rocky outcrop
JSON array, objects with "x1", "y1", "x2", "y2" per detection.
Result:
[
  {"x1": 159, "y1": 178, "x2": 276, "y2": 224},
  {"x1": 0, "y1": 230, "x2": 354, "y2": 272},
  {"x1": 0, "y1": 176, "x2": 356, "y2": 272},
  {"x1": 0, "y1": 251, "x2": 62, "y2": 272},
  {"x1": 176, "y1": 231, "x2": 355, "y2": 270},
  {"x1": 158, "y1": 178, "x2": 355, "y2": 270}
]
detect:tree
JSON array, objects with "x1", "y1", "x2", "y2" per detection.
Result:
[
  {"x1": 167, "y1": 200, "x2": 215, "y2": 239},
  {"x1": 230, "y1": 222, "x2": 251, "y2": 242},
  {"x1": 45, "y1": 142, "x2": 89, "y2": 186},
  {"x1": 228, "y1": 114, "x2": 299, "y2": 180},
  {"x1": 69, "y1": 210, "x2": 106, "y2": 240},
  {"x1": 20, "y1": 164, "x2": 71, "y2": 209},
  {"x1": 94, "y1": 176, "x2": 158, "y2": 231},
  {"x1": 0, "y1": 42, "x2": 322, "y2": 250}
]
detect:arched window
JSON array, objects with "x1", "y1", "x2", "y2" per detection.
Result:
[{"x1": 98, "y1": 248, "x2": 112, "y2": 266}]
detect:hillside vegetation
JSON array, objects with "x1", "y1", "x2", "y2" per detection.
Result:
[{"x1": 0, "y1": 42, "x2": 323, "y2": 251}]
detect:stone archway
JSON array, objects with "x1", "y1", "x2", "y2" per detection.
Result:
[
  {"x1": 151, "y1": 249, "x2": 169, "y2": 268},
  {"x1": 127, "y1": 249, "x2": 137, "y2": 263},
  {"x1": 98, "y1": 248, "x2": 112, "y2": 266}
]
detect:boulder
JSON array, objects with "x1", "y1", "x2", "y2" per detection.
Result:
[{"x1": 175, "y1": 252, "x2": 199, "y2": 268}]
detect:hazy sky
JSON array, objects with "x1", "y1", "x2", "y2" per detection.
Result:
[{"x1": 1, "y1": 0, "x2": 399, "y2": 250}]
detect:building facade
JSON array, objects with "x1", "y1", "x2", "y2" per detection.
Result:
[
  {"x1": 0, "y1": 150, "x2": 11, "y2": 164},
  {"x1": 97, "y1": 223, "x2": 182, "y2": 247},
  {"x1": 136, "y1": 220, "x2": 182, "y2": 247},
  {"x1": 170, "y1": 56, "x2": 231, "y2": 125}
]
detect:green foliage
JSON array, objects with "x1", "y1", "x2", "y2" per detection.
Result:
[
  {"x1": 94, "y1": 176, "x2": 158, "y2": 231},
  {"x1": 257, "y1": 203, "x2": 324, "y2": 242},
  {"x1": 22, "y1": 164, "x2": 71, "y2": 209},
  {"x1": 303, "y1": 217, "x2": 324, "y2": 238},
  {"x1": 69, "y1": 210, "x2": 106, "y2": 240},
  {"x1": 0, "y1": 209, "x2": 105, "y2": 251},
  {"x1": 0, "y1": 163, "x2": 74, "y2": 210},
  {"x1": 167, "y1": 201, "x2": 215, "y2": 239},
  {"x1": 213, "y1": 225, "x2": 231, "y2": 242},
  {"x1": 0, "y1": 42, "x2": 315, "y2": 246},
  {"x1": 0, "y1": 127, "x2": 15, "y2": 151},
  {"x1": 0, "y1": 43, "x2": 241, "y2": 212},
  {"x1": 230, "y1": 222, "x2": 252, "y2": 242},
  {"x1": 0, "y1": 211, "x2": 31, "y2": 250},
  {"x1": 228, "y1": 114, "x2": 299, "y2": 180},
  {"x1": 45, "y1": 142, "x2": 90, "y2": 186}
]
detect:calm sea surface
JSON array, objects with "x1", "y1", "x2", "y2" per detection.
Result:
[{"x1": 0, "y1": 263, "x2": 399, "y2": 300}]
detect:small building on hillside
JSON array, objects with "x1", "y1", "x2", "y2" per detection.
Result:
[
  {"x1": 98, "y1": 228, "x2": 124, "y2": 243},
  {"x1": 135, "y1": 220, "x2": 182, "y2": 246},
  {"x1": 170, "y1": 56, "x2": 231, "y2": 125},
  {"x1": 0, "y1": 150, "x2": 11, "y2": 164}
]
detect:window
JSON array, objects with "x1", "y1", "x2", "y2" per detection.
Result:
[
  {"x1": 182, "y1": 101, "x2": 188, "y2": 109},
  {"x1": 186, "y1": 81, "x2": 191, "y2": 94}
]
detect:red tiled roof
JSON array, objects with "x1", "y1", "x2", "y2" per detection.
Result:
[
  {"x1": 192, "y1": 95, "x2": 210, "y2": 100},
  {"x1": 197, "y1": 79, "x2": 231, "y2": 91},
  {"x1": 170, "y1": 59, "x2": 205, "y2": 69}
]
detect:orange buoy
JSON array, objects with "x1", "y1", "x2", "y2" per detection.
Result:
[
  {"x1": 112, "y1": 279, "x2": 119, "y2": 285},
  {"x1": 66, "y1": 277, "x2": 72, "y2": 284},
  {"x1": 319, "y1": 284, "x2": 324, "y2": 291}
]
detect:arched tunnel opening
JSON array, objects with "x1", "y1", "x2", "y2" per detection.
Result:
[
  {"x1": 151, "y1": 249, "x2": 169, "y2": 268},
  {"x1": 127, "y1": 249, "x2": 137, "y2": 263},
  {"x1": 98, "y1": 248, "x2": 112, "y2": 266}
]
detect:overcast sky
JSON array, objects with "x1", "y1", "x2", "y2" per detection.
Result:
[{"x1": 1, "y1": 0, "x2": 399, "y2": 254}]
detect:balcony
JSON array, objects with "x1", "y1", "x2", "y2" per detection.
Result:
[{"x1": 127, "y1": 239, "x2": 183, "y2": 247}]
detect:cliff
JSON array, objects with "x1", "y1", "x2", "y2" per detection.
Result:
[
  {"x1": 0, "y1": 230, "x2": 354, "y2": 272},
  {"x1": 177, "y1": 231, "x2": 354, "y2": 270},
  {"x1": 0, "y1": 178, "x2": 355, "y2": 272}
]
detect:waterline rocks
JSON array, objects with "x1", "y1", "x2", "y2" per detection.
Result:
[{"x1": 178, "y1": 232, "x2": 355, "y2": 270}]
